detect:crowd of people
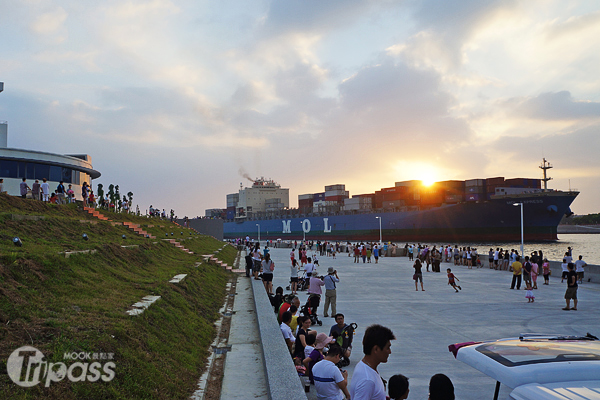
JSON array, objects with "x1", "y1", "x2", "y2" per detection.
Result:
[
  {"x1": 238, "y1": 237, "x2": 593, "y2": 399},
  {"x1": 16, "y1": 177, "x2": 83, "y2": 205},
  {"x1": 242, "y1": 239, "x2": 458, "y2": 399}
]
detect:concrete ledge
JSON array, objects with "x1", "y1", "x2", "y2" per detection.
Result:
[
  {"x1": 252, "y1": 279, "x2": 307, "y2": 400},
  {"x1": 548, "y1": 260, "x2": 599, "y2": 283}
]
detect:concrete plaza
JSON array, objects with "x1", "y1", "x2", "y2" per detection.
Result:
[{"x1": 223, "y1": 246, "x2": 600, "y2": 400}]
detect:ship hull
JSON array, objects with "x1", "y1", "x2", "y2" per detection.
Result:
[{"x1": 223, "y1": 192, "x2": 578, "y2": 243}]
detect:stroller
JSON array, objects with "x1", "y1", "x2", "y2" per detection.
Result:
[
  {"x1": 301, "y1": 294, "x2": 322, "y2": 326},
  {"x1": 288, "y1": 270, "x2": 310, "y2": 292}
]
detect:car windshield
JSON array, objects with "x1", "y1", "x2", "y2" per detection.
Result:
[{"x1": 477, "y1": 339, "x2": 600, "y2": 367}]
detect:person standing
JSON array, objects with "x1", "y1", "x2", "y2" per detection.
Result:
[
  {"x1": 290, "y1": 259, "x2": 299, "y2": 295},
  {"x1": 413, "y1": 259, "x2": 424, "y2": 291},
  {"x1": 563, "y1": 263, "x2": 578, "y2": 311},
  {"x1": 56, "y1": 181, "x2": 66, "y2": 204},
  {"x1": 575, "y1": 255, "x2": 587, "y2": 284},
  {"x1": 312, "y1": 344, "x2": 350, "y2": 400},
  {"x1": 323, "y1": 267, "x2": 340, "y2": 318},
  {"x1": 251, "y1": 244, "x2": 262, "y2": 280},
  {"x1": 349, "y1": 324, "x2": 395, "y2": 400},
  {"x1": 19, "y1": 178, "x2": 30, "y2": 199},
  {"x1": 40, "y1": 178, "x2": 50, "y2": 202},
  {"x1": 542, "y1": 258, "x2": 551, "y2": 285},
  {"x1": 510, "y1": 256, "x2": 523, "y2": 290},
  {"x1": 260, "y1": 253, "x2": 274, "y2": 295},
  {"x1": 32, "y1": 179, "x2": 41, "y2": 200}
]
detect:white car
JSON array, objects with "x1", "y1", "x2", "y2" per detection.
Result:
[{"x1": 450, "y1": 334, "x2": 600, "y2": 400}]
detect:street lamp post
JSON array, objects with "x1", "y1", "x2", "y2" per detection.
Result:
[
  {"x1": 513, "y1": 203, "x2": 524, "y2": 258},
  {"x1": 256, "y1": 223, "x2": 260, "y2": 243},
  {"x1": 375, "y1": 216, "x2": 382, "y2": 246}
]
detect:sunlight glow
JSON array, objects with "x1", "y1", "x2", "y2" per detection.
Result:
[{"x1": 393, "y1": 161, "x2": 440, "y2": 186}]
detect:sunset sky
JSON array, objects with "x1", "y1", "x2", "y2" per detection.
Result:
[{"x1": 1, "y1": 0, "x2": 599, "y2": 216}]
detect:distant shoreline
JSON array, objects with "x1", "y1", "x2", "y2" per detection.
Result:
[{"x1": 558, "y1": 225, "x2": 600, "y2": 234}]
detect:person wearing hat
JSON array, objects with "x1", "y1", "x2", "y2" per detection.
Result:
[
  {"x1": 323, "y1": 267, "x2": 340, "y2": 318},
  {"x1": 303, "y1": 332, "x2": 334, "y2": 384}
]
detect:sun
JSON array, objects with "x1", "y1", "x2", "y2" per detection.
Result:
[
  {"x1": 421, "y1": 176, "x2": 436, "y2": 187},
  {"x1": 393, "y1": 161, "x2": 440, "y2": 186}
]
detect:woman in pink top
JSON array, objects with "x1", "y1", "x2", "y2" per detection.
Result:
[{"x1": 531, "y1": 261, "x2": 539, "y2": 289}]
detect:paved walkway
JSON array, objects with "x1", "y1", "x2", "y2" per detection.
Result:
[
  {"x1": 222, "y1": 247, "x2": 600, "y2": 400},
  {"x1": 219, "y1": 275, "x2": 269, "y2": 400}
]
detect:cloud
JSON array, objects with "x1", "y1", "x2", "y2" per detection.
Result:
[
  {"x1": 399, "y1": 0, "x2": 519, "y2": 69},
  {"x1": 505, "y1": 91, "x2": 600, "y2": 121},
  {"x1": 30, "y1": 7, "x2": 68, "y2": 43},
  {"x1": 264, "y1": 0, "x2": 374, "y2": 34},
  {"x1": 545, "y1": 10, "x2": 600, "y2": 41}
]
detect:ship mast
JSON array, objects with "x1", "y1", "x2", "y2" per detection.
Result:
[{"x1": 539, "y1": 158, "x2": 553, "y2": 191}]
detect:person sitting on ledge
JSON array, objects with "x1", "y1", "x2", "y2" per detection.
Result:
[{"x1": 280, "y1": 311, "x2": 295, "y2": 355}]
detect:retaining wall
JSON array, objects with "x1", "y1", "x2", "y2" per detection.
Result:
[{"x1": 251, "y1": 279, "x2": 307, "y2": 400}]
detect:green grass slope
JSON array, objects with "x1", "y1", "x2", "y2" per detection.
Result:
[{"x1": 0, "y1": 194, "x2": 235, "y2": 399}]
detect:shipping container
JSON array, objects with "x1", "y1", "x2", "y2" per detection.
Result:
[
  {"x1": 325, "y1": 189, "x2": 349, "y2": 197},
  {"x1": 298, "y1": 193, "x2": 313, "y2": 200},
  {"x1": 299, "y1": 199, "x2": 314, "y2": 208},
  {"x1": 437, "y1": 180, "x2": 465, "y2": 188},
  {"x1": 324, "y1": 184, "x2": 345, "y2": 191},
  {"x1": 465, "y1": 179, "x2": 485, "y2": 186},
  {"x1": 383, "y1": 200, "x2": 405, "y2": 209},
  {"x1": 313, "y1": 192, "x2": 325, "y2": 201},
  {"x1": 444, "y1": 194, "x2": 464, "y2": 203},
  {"x1": 486, "y1": 177, "x2": 505, "y2": 185},
  {"x1": 226, "y1": 209, "x2": 235, "y2": 220},
  {"x1": 395, "y1": 180, "x2": 422, "y2": 187},
  {"x1": 466, "y1": 186, "x2": 485, "y2": 194},
  {"x1": 466, "y1": 193, "x2": 481, "y2": 201},
  {"x1": 325, "y1": 195, "x2": 346, "y2": 203}
]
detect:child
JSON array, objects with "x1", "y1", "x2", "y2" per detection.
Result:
[
  {"x1": 304, "y1": 333, "x2": 316, "y2": 359},
  {"x1": 447, "y1": 268, "x2": 462, "y2": 292},
  {"x1": 525, "y1": 282, "x2": 535, "y2": 303},
  {"x1": 388, "y1": 374, "x2": 409, "y2": 400}
]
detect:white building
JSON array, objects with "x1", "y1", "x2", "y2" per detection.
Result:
[
  {"x1": 0, "y1": 82, "x2": 101, "y2": 199},
  {"x1": 235, "y1": 178, "x2": 289, "y2": 219}
]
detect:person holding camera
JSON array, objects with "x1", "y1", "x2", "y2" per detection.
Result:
[{"x1": 323, "y1": 266, "x2": 340, "y2": 318}]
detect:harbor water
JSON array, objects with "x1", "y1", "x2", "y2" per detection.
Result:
[{"x1": 420, "y1": 233, "x2": 599, "y2": 265}]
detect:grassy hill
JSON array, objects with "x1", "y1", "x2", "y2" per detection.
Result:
[{"x1": 0, "y1": 194, "x2": 237, "y2": 399}]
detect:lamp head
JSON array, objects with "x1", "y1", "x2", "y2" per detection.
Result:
[
  {"x1": 13, "y1": 237, "x2": 22, "y2": 247},
  {"x1": 122, "y1": 235, "x2": 126, "y2": 239},
  {"x1": 82, "y1": 234, "x2": 89, "y2": 241}
]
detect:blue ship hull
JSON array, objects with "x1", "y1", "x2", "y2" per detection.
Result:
[{"x1": 223, "y1": 192, "x2": 578, "y2": 242}]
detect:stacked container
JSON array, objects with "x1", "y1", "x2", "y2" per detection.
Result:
[{"x1": 298, "y1": 193, "x2": 313, "y2": 210}]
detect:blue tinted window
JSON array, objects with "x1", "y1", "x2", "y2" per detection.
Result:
[
  {"x1": 49, "y1": 166, "x2": 62, "y2": 182},
  {"x1": 0, "y1": 160, "x2": 18, "y2": 177},
  {"x1": 35, "y1": 164, "x2": 50, "y2": 180},
  {"x1": 61, "y1": 168, "x2": 71, "y2": 183},
  {"x1": 17, "y1": 162, "x2": 26, "y2": 178},
  {"x1": 26, "y1": 163, "x2": 35, "y2": 179}
]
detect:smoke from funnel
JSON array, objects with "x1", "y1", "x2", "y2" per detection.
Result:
[{"x1": 238, "y1": 167, "x2": 254, "y2": 182}]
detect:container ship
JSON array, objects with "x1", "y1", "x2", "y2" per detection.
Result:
[{"x1": 216, "y1": 160, "x2": 578, "y2": 242}]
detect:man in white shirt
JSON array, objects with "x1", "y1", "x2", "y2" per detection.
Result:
[
  {"x1": 40, "y1": 178, "x2": 50, "y2": 202},
  {"x1": 312, "y1": 344, "x2": 350, "y2": 400},
  {"x1": 575, "y1": 255, "x2": 587, "y2": 284},
  {"x1": 305, "y1": 257, "x2": 316, "y2": 277},
  {"x1": 349, "y1": 324, "x2": 395, "y2": 400}
]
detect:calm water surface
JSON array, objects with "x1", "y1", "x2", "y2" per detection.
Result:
[{"x1": 426, "y1": 233, "x2": 599, "y2": 264}]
